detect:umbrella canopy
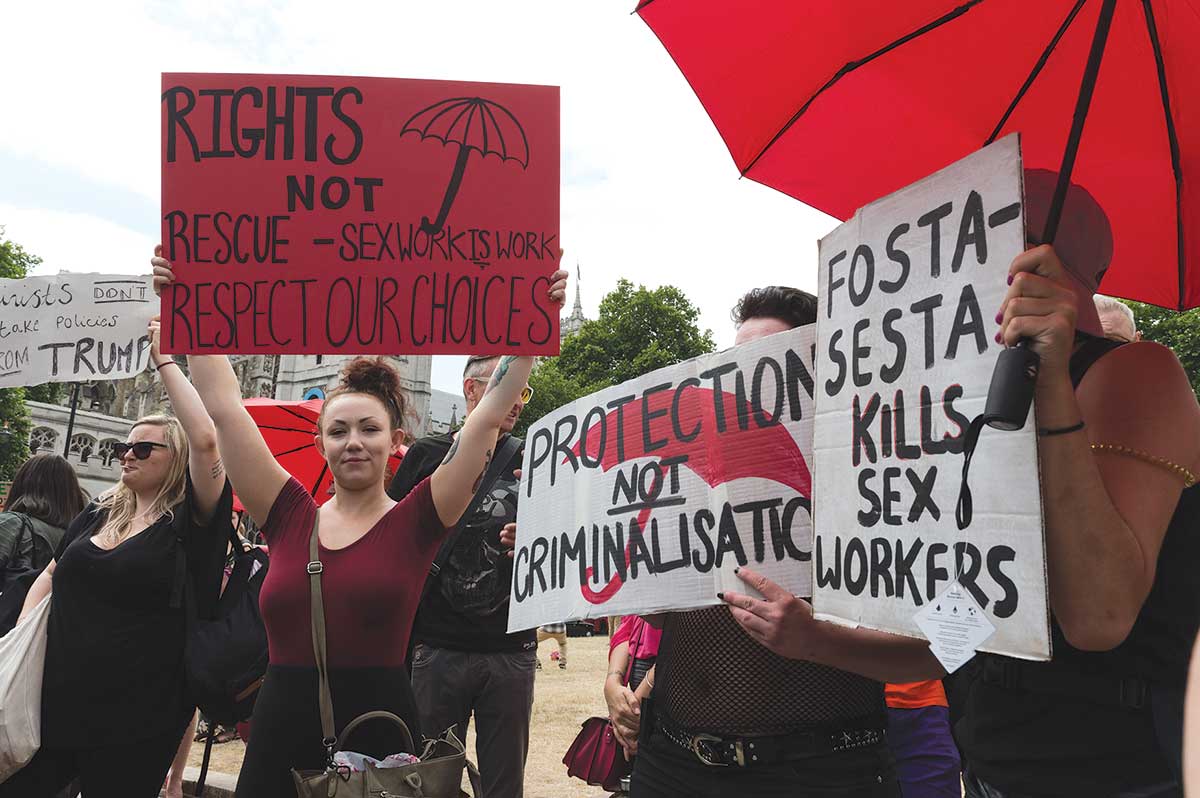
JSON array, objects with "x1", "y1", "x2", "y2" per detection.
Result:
[
  {"x1": 637, "y1": 0, "x2": 1199, "y2": 310},
  {"x1": 240, "y1": 398, "x2": 407, "y2": 508}
]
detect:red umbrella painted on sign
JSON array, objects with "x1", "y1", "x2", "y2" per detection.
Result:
[
  {"x1": 569, "y1": 385, "x2": 812, "y2": 604},
  {"x1": 401, "y1": 97, "x2": 530, "y2": 237}
]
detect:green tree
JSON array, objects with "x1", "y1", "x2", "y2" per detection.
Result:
[
  {"x1": 0, "y1": 229, "x2": 43, "y2": 481},
  {"x1": 512, "y1": 358, "x2": 589, "y2": 438},
  {"x1": 513, "y1": 280, "x2": 715, "y2": 437},
  {"x1": 557, "y1": 279, "x2": 715, "y2": 392},
  {"x1": 1124, "y1": 300, "x2": 1200, "y2": 400}
]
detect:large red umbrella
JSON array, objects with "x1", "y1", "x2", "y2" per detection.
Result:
[
  {"x1": 637, "y1": 0, "x2": 1199, "y2": 310},
  {"x1": 238, "y1": 398, "x2": 407, "y2": 509}
]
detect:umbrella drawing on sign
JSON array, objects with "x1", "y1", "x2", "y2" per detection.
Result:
[
  {"x1": 401, "y1": 97, "x2": 530, "y2": 236},
  {"x1": 243, "y1": 398, "x2": 407, "y2": 507},
  {"x1": 566, "y1": 385, "x2": 812, "y2": 604}
]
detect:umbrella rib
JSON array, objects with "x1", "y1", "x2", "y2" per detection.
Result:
[
  {"x1": 984, "y1": 0, "x2": 1089, "y2": 145},
  {"x1": 1140, "y1": 0, "x2": 1186, "y2": 311},
  {"x1": 445, "y1": 101, "x2": 477, "y2": 148},
  {"x1": 278, "y1": 406, "x2": 318, "y2": 427},
  {"x1": 1043, "y1": 0, "x2": 1117, "y2": 245},
  {"x1": 486, "y1": 102, "x2": 530, "y2": 167},
  {"x1": 422, "y1": 97, "x2": 472, "y2": 137},
  {"x1": 741, "y1": 0, "x2": 983, "y2": 178},
  {"x1": 273, "y1": 442, "x2": 317, "y2": 459},
  {"x1": 480, "y1": 102, "x2": 509, "y2": 161},
  {"x1": 310, "y1": 462, "x2": 330, "y2": 497},
  {"x1": 255, "y1": 424, "x2": 318, "y2": 434}
]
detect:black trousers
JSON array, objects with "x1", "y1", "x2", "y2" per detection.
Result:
[
  {"x1": 0, "y1": 723, "x2": 185, "y2": 798},
  {"x1": 630, "y1": 726, "x2": 901, "y2": 798},
  {"x1": 235, "y1": 664, "x2": 422, "y2": 798}
]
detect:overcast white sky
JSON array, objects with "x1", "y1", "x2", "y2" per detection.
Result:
[{"x1": 0, "y1": 0, "x2": 838, "y2": 395}]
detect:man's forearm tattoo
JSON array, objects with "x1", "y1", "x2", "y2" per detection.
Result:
[{"x1": 486, "y1": 355, "x2": 517, "y2": 392}]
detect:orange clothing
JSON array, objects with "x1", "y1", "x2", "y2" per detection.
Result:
[{"x1": 885, "y1": 680, "x2": 947, "y2": 709}]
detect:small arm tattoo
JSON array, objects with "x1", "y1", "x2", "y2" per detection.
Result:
[
  {"x1": 441, "y1": 436, "x2": 461, "y2": 465},
  {"x1": 486, "y1": 355, "x2": 517, "y2": 392},
  {"x1": 211, "y1": 458, "x2": 224, "y2": 480},
  {"x1": 472, "y1": 448, "x2": 493, "y2": 493}
]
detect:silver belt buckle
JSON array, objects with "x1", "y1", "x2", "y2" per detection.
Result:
[{"x1": 690, "y1": 733, "x2": 729, "y2": 767}]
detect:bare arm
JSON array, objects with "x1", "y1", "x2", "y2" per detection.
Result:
[
  {"x1": 998, "y1": 246, "x2": 1200, "y2": 651},
  {"x1": 722, "y1": 566, "x2": 944, "y2": 682},
  {"x1": 184, "y1": 355, "x2": 291, "y2": 527},
  {"x1": 152, "y1": 252, "x2": 290, "y2": 527},
  {"x1": 604, "y1": 641, "x2": 642, "y2": 756},
  {"x1": 17, "y1": 560, "x2": 54, "y2": 623},
  {"x1": 148, "y1": 317, "x2": 223, "y2": 523},
  {"x1": 430, "y1": 355, "x2": 536, "y2": 526},
  {"x1": 1034, "y1": 342, "x2": 1197, "y2": 650}
]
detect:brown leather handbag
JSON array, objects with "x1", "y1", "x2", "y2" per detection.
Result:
[{"x1": 292, "y1": 515, "x2": 481, "y2": 798}]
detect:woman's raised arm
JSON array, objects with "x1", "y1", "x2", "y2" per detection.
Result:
[
  {"x1": 429, "y1": 355, "x2": 535, "y2": 526},
  {"x1": 147, "y1": 316, "x2": 224, "y2": 523},
  {"x1": 152, "y1": 252, "x2": 290, "y2": 526}
]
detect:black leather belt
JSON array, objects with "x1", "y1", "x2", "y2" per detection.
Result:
[{"x1": 653, "y1": 714, "x2": 886, "y2": 768}]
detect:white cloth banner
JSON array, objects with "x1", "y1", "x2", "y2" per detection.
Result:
[
  {"x1": 509, "y1": 326, "x2": 817, "y2": 632},
  {"x1": 811, "y1": 135, "x2": 1051, "y2": 660},
  {"x1": 0, "y1": 273, "x2": 156, "y2": 388}
]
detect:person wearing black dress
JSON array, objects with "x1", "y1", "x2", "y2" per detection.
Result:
[{"x1": 1, "y1": 316, "x2": 231, "y2": 798}]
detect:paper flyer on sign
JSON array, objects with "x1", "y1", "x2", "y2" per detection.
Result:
[
  {"x1": 811, "y1": 135, "x2": 1051, "y2": 661},
  {"x1": 0, "y1": 273, "x2": 156, "y2": 388},
  {"x1": 508, "y1": 326, "x2": 817, "y2": 632},
  {"x1": 915, "y1": 581, "x2": 997, "y2": 673}
]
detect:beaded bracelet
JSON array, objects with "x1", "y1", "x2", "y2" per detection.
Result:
[{"x1": 1091, "y1": 443, "x2": 1196, "y2": 488}]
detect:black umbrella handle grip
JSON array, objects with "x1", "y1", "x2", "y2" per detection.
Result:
[{"x1": 983, "y1": 339, "x2": 1040, "y2": 431}]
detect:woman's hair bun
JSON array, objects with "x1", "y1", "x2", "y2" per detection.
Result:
[
  {"x1": 323, "y1": 356, "x2": 408, "y2": 431},
  {"x1": 340, "y1": 357, "x2": 401, "y2": 396}
]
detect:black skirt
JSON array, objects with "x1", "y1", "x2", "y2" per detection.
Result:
[{"x1": 235, "y1": 664, "x2": 423, "y2": 798}]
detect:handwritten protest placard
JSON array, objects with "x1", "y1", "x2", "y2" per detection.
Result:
[
  {"x1": 811, "y1": 135, "x2": 1050, "y2": 661},
  {"x1": 0, "y1": 273, "x2": 156, "y2": 388},
  {"x1": 508, "y1": 326, "x2": 816, "y2": 632},
  {"x1": 160, "y1": 73, "x2": 559, "y2": 355}
]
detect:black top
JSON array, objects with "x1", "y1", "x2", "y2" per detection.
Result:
[
  {"x1": 41, "y1": 479, "x2": 230, "y2": 747},
  {"x1": 957, "y1": 338, "x2": 1200, "y2": 793},
  {"x1": 388, "y1": 433, "x2": 536, "y2": 654},
  {"x1": 655, "y1": 606, "x2": 886, "y2": 736}
]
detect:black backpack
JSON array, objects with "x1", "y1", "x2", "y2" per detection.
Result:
[
  {"x1": 180, "y1": 523, "x2": 270, "y2": 796},
  {"x1": 183, "y1": 526, "x2": 270, "y2": 726}
]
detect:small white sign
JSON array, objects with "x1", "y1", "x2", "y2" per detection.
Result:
[
  {"x1": 914, "y1": 580, "x2": 996, "y2": 674},
  {"x1": 0, "y1": 273, "x2": 156, "y2": 388}
]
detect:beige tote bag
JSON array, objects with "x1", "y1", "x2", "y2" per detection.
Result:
[{"x1": 0, "y1": 594, "x2": 50, "y2": 783}]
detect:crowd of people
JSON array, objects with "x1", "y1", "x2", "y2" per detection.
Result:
[{"x1": 0, "y1": 193, "x2": 1198, "y2": 798}]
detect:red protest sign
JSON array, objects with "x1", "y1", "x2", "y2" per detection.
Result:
[{"x1": 160, "y1": 73, "x2": 560, "y2": 355}]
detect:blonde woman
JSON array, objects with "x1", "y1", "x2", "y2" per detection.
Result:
[{"x1": 1, "y1": 318, "x2": 231, "y2": 798}]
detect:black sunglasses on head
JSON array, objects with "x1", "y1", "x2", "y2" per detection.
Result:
[{"x1": 112, "y1": 441, "x2": 168, "y2": 460}]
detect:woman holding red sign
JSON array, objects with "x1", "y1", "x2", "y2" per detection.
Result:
[{"x1": 150, "y1": 253, "x2": 565, "y2": 797}]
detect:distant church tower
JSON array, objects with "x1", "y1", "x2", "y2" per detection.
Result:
[{"x1": 561, "y1": 263, "x2": 587, "y2": 340}]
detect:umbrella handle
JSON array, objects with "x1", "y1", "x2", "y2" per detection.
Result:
[{"x1": 421, "y1": 143, "x2": 472, "y2": 236}]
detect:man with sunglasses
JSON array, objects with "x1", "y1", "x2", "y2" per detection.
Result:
[{"x1": 387, "y1": 354, "x2": 536, "y2": 798}]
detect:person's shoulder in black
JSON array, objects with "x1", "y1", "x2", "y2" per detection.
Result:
[{"x1": 388, "y1": 433, "x2": 455, "y2": 502}]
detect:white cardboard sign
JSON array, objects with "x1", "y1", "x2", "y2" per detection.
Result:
[
  {"x1": 0, "y1": 273, "x2": 157, "y2": 388},
  {"x1": 811, "y1": 135, "x2": 1051, "y2": 661},
  {"x1": 509, "y1": 326, "x2": 817, "y2": 632}
]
